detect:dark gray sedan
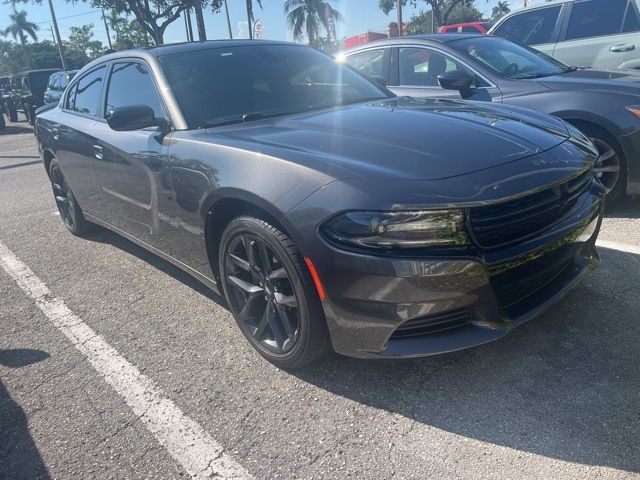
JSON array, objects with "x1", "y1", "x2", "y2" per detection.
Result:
[
  {"x1": 341, "y1": 34, "x2": 640, "y2": 200},
  {"x1": 35, "y1": 41, "x2": 604, "y2": 368}
]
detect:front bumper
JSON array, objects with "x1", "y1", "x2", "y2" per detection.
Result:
[{"x1": 294, "y1": 181, "x2": 604, "y2": 359}]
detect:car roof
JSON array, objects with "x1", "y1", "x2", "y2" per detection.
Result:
[
  {"x1": 79, "y1": 40, "x2": 305, "y2": 73},
  {"x1": 339, "y1": 33, "x2": 486, "y2": 54},
  {"x1": 503, "y1": 0, "x2": 572, "y2": 16}
]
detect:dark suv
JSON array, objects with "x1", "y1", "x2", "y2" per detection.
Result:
[{"x1": 4, "y1": 69, "x2": 60, "y2": 124}]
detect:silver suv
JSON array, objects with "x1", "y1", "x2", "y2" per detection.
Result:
[{"x1": 490, "y1": 0, "x2": 640, "y2": 70}]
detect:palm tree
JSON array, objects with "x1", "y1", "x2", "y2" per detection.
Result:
[
  {"x1": 246, "y1": 0, "x2": 263, "y2": 39},
  {"x1": 2, "y1": 8, "x2": 39, "y2": 69},
  {"x1": 491, "y1": 1, "x2": 511, "y2": 21},
  {"x1": 284, "y1": 0, "x2": 343, "y2": 47}
]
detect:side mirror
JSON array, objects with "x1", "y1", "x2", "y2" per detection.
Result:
[
  {"x1": 437, "y1": 71, "x2": 474, "y2": 97},
  {"x1": 106, "y1": 105, "x2": 160, "y2": 131},
  {"x1": 369, "y1": 75, "x2": 387, "y2": 88}
]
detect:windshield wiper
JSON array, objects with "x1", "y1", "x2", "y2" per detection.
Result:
[
  {"x1": 511, "y1": 72, "x2": 558, "y2": 79},
  {"x1": 561, "y1": 66, "x2": 579, "y2": 74}
]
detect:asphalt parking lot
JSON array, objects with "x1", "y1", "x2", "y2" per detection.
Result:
[{"x1": 1, "y1": 116, "x2": 639, "y2": 480}]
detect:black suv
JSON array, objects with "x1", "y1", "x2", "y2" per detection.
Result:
[
  {"x1": 4, "y1": 69, "x2": 60, "y2": 124},
  {"x1": 0, "y1": 76, "x2": 8, "y2": 129}
]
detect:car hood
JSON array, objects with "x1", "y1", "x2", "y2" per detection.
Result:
[
  {"x1": 538, "y1": 68, "x2": 640, "y2": 94},
  {"x1": 207, "y1": 98, "x2": 570, "y2": 180}
]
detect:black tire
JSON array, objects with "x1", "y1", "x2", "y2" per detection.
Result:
[
  {"x1": 219, "y1": 216, "x2": 331, "y2": 369},
  {"x1": 23, "y1": 104, "x2": 31, "y2": 125},
  {"x1": 8, "y1": 104, "x2": 17, "y2": 123},
  {"x1": 575, "y1": 124, "x2": 627, "y2": 202},
  {"x1": 49, "y1": 159, "x2": 93, "y2": 236}
]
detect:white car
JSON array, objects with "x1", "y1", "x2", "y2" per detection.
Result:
[{"x1": 490, "y1": 0, "x2": 640, "y2": 70}]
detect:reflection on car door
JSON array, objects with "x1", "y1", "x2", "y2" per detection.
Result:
[
  {"x1": 91, "y1": 60, "x2": 189, "y2": 264},
  {"x1": 388, "y1": 47, "x2": 501, "y2": 102},
  {"x1": 552, "y1": 0, "x2": 640, "y2": 69}
]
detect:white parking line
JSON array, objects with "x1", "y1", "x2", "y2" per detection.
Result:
[
  {"x1": 0, "y1": 242, "x2": 252, "y2": 480},
  {"x1": 596, "y1": 239, "x2": 640, "y2": 255}
]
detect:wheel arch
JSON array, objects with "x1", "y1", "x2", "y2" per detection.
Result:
[
  {"x1": 42, "y1": 148, "x2": 55, "y2": 178},
  {"x1": 202, "y1": 190, "x2": 301, "y2": 283}
]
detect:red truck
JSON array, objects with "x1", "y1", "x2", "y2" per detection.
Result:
[{"x1": 343, "y1": 31, "x2": 388, "y2": 49}]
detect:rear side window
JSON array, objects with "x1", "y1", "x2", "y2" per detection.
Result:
[
  {"x1": 345, "y1": 49, "x2": 386, "y2": 78},
  {"x1": 105, "y1": 62, "x2": 164, "y2": 118},
  {"x1": 566, "y1": 0, "x2": 633, "y2": 40},
  {"x1": 70, "y1": 66, "x2": 106, "y2": 116},
  {"x1": 493, "y1": 5, "x2": 561, "y2": 45}
]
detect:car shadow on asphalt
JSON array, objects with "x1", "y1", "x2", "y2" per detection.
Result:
[
  {"x1": 604, "y1": 196, "x2": 640, "y2": 219},
  {"x1": 0, "y1": 124, "x2": 34, "y2": 136},
  {"x1": 294, "y1": 247, "x2": 640, "y2": 473},
  {"x1": 82, "y1": 228, "x2": 228, "y2": 308},
  {"x1": 0, "y1": 349, "x2": 51, "y2": 479}
]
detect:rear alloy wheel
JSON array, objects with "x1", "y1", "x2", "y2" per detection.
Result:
[
  {"x1": 219, "y1": 216, "x2": 330, "y2": 368},
  {"x1": 49, "y1": 160, "x2": 93, "y2": 235}
]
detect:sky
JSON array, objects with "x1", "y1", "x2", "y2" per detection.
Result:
[{"x1": 0, "y1": 0, "x2": 541, "y2": 47}]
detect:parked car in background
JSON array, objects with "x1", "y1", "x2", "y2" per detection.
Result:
[
  {"x1": 490, "y1": 0, "x2": 640, "y2": 70},
  {"x1": 44, "y1": 70, "x2": 78, "y2": 105},
  {"x1": 5, "y1": 69, "x2": 60, "y2": 124},
  {"x1": 0, "y1": 76, "x2": 9, "y2": 127},
  {"x1": 36, "y1": 41, "x2": 604, "y2": 368},
  {"x1": 439, "y1": 21, "x2": 493, "y2": 34},
  {"x1": 340, "y1": 34, "x2": 640, "y2": 200}
]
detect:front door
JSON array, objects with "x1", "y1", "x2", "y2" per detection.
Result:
[
  {"x1": 390, "y1": 47, "x2": 501, "y2": 102},
  {"x1": 91, "y1": 60, "x2": 189, "y2": 264}
]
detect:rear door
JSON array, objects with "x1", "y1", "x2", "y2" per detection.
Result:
[
  {"x1": 342, "y1": 47, "x2": 390, "y2": 86},
  {"x1": 55, "y1": 66, "x2": 109, "y2": 218},
  {"x1": 491, "y1": 4, "x2": 563, "y2": 57},
  {"x1": 553, "y1": 0, "x2": 640, "y2": 69}
]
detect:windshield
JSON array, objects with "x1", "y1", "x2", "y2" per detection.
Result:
[
  {"x1": 159, "y1": 44, "x2": 391, "y2": 129},
  {"x1": 449, "y1": 36, "x2": 571, "y2": 79}
]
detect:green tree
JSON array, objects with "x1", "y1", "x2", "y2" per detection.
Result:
[
  {"x1": 0, "y1": 39, "x2": 23, "y2": 74},
  {"x1": 378, "y1": 0, "x2": 476, "y2": 29},
  {"x1": 82, "y1": 0, "x2": 224, "y2": 45},
  {"x1": 1, "y1": 8, "x2": 39, "y2": 68},
  {"x1": 108, "y1": 12, "x2": 152, "y2": 50},
  {"x1": 491, "y1": 0, "x2": 510, "y2": 21},
  {"x1": 284, "y1": 0, "x2": 343, "y2": 46},
  {"x1": 67, "y1": 24, "x2": 104, "y2": 60},
  {"x1": 407, "y1": 1, "x2": 481, "y2": 34}
]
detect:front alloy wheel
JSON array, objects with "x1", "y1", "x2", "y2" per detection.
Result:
[
  {"x1": 591, "y1": 137, "x2": 621, "y2": 195},
  {"x1": 219, "y1": 216, "x2": 330, "y2": 368},
  {"x1": 225, "y1": 233, "x2": 300, "y2": 354}
]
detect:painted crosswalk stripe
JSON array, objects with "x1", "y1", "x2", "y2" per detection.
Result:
[{"x1": 0, "y1": 242, "x2": 252, "y2": 480}]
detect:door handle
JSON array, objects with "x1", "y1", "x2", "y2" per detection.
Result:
[
  {"x1": 610, "y1": 43, "x2": 635, "y2": 52},
  {"x1": 92, "y1": 145, "x2": 103, "y2": 160}
]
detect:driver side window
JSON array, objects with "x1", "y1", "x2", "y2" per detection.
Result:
[
  {"x1": 105, "y1": 61, "x2": 165, "y2": 119},
  {"x1": 398, "y1": 48, "x2": 479, "y2": 88}
]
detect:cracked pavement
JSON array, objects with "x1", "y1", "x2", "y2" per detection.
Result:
[{"x1": 1, "y1": 117, "x2": 639, "y2": 479}]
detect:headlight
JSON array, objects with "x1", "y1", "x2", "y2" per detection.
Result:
[{"x1": 320, "y1": 210, "x2": 469, "y2": 250}]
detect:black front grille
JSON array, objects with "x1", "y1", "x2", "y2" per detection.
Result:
[
  {"x1": 469, "y1": 170, "x2": 593, "y2": 250},
  {"x1": 391, "y1": 308, "x2": 472, "y2": 339},
  {"x1": 492, "y1": 257, "x2": 573, "y2": 309}
]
